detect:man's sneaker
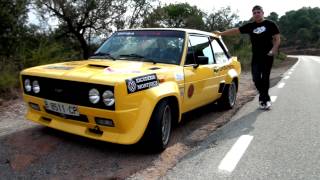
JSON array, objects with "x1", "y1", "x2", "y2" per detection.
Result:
[
  {"x1": 259, "y1": 101, "x2": 266, "y2": 109},
  {"x1": 265, "y1": 101, "x2": 272, "y2": 110}
]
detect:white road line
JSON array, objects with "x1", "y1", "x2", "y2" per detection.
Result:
[
  {"x1": 283, "y1": 76, "x2": 290, "y2": 80},
  {"x1": 271, "y1": 96, "x2": 277, "y2": 103},
  {"x1": 288, "y1": 72, "x2": 292, "y2": 75},
  {"x1": 277, "y1": 82, "x2": 285, "y2": 88},
  {"x1": 218, "y1": 135, "x2": 253, "y2": 173},
  {"x1": 291, "y1": 59, "x2": 300, "y2": 69}
]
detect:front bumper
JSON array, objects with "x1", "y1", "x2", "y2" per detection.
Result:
[{"x1": 23, "y1": 94, "x2": 152, "y2": 145}]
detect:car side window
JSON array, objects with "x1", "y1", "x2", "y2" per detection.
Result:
[
  {"x1": 185, "y1": 41, "x2": 196, "y2": 65},
  {"x1": 186, "y1": 35, "x2": 214, "y2": 65},
  {"x1": 210, "y1": 38, "x2": 229, "y2": 64}
]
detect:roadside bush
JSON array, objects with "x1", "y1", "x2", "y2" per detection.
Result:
[
  {"x1": 225, "y1": 36, "x2": 252, "y2": 71},
  {"x1": 273, "y1": 51, "x2": 287, "y2": 66},
  {"x1": 0, "y1": 60, "x2": 20, "y2": 99},
  {"x1": 226, "y1": 36, "x2": 288, "y2": 71},
  {"x1": 27, "y1": 41, "x2": 80, "y2": 67},
  {"x1": 0, "y1": 40, "x2": 81, "y2": 99}
]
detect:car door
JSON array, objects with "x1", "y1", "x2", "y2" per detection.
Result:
[
  {"x1": 210, "y1": 37, "x2": 233, "y2": 85},
  {"x1": 182, "y1": 34, "x2": 221, "y2": 113}
]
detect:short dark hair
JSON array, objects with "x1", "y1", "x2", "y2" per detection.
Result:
[{"x1": 252, "y1": 5, "x2": 263, "y2": 12}]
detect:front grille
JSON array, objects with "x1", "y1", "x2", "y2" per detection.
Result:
[
  {"x1": 45, "y1": 108, "x2": 89, "y2": 122},
  {"x1": 22, "y1": 75, "x2": 115, "y2": 110}
]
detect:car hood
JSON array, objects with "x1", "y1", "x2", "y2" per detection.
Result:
[{"x1": 21, "y1": 59, "x2": 184, "y2": 85}]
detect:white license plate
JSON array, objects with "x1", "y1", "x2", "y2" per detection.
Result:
[{"x1": 44, "y1": 99, "x2": 80, "y2": 116}]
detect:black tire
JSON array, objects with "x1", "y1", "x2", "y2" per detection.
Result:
[
  {"x1": 143, "y1": 100, "x2": 172, "y2": 151},
  {"x1": 218, "y1": 81, "x2": 237, "y2": 109}
]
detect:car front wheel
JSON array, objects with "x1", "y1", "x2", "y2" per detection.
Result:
[{"x1": 143, "y1": 99, "x2": 172, "y2": 151}]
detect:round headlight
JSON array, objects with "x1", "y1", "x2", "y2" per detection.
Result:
[
  {"x1": 24, "y1": 79, "x2": 31, "y2": 92},
  {"x1": 89, "y1": 88, "x2": 100, "y2": 104},
  {"x1": 102, "y1": 90, "x2": 115, "y2": 106},
  {"x1": 32, "y1": 80, "x2": 40, "y2": 93}
]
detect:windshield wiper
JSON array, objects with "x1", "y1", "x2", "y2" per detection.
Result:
[
  {"x1": 119, "y1": 54, "x2": 156, "y2": 64},
  {"x1": 89, "y1": 52, "x2": 116, "y2": 60},
  {"x1": 119, "y1": 53, "x2": 145, "y2": 59}
]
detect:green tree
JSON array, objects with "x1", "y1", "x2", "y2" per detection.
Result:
[
  {"x1": 126, "y1": 0, "x2": 158, "y2": 28},
  {"x1": 143, "y1": 3, "x2": 206, "y2": 29},
  {"x1": 205, "y1": 7, "x2": 238, "y2": 31},
  {"x1": 279, "y1": 7, "x2": 320, "y2": 47},
  {"x1": 266, "y1": 12, "x2": 279, "y2": 23},
  {"x1": 34, "y1": 0, "x2": 157, "y2": 59},
  {"x1": 34, "y1": 0, "x2": 127, "y2": 59},
  {"x1": 0, "y1": 0, "x2": 29, "y2": 57},
  {"x1": 295, "y1": 28, "x2": 312, "y2": 46},
  {"x1": 0, "y1": 0, "x2": 30, "y2": 95},
  {"x1": 311, "y1": 25, "x2": 320, "y2": 46}
]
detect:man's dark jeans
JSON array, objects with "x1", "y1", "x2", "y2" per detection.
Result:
[{"x1": 251, "y1": 54, "x2": 274, "y2": 103}]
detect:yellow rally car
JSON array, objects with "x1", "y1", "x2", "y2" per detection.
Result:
[{"x1": 20, "y1": 28, "x2": 241, "y2": 151}]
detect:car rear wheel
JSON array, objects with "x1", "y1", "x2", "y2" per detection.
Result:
[
  {"x1": 218, "y1": 81, "x2": 237, "y2": 109},
  {"x1": 143, "y1": 99, "x2": 172, "y2": 151}
]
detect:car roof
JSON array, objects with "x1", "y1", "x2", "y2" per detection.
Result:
[{"x1": 117, "y1": 28, "x2": 219, "y2": 38}]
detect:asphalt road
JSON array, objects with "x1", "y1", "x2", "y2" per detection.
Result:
[{"x1": 164, "y1": 56, "x2": 320, "y2": 180}]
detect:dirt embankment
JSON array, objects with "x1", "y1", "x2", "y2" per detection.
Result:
[
  {"x1": 281, "y1": 48, "x2": 320, "y2": 56},
  {"x1": 0, "y1": 57, "x2": 298, "y2": 179}
]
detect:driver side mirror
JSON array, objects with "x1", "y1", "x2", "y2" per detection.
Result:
[{"x1": 196, "y1": 56, "x2": 209, "y2": 65}]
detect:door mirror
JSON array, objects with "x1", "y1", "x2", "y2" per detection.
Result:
[{"x1": 196, "y1": 56, "x2": 209, "y2": 65}]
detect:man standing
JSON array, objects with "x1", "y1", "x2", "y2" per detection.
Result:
[{"x1": 215, "y1": 5, "x2": 280, "y2": 110}]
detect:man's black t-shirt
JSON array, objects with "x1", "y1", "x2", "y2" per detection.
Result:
[{"x1": 239, "y1": 20, "x2": 279, "y2": 55}]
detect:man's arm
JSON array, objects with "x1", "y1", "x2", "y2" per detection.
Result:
[
  {"x1": 268, "y1": 34, "x2": 281, "y2": 56},
  {"x1": 214, "y1": 28, "x2": 240, "y2": 36}
]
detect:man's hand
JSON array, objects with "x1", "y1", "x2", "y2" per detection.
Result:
[
  {"x1": 213, "y1": 28, "x2": 240, "y2": 36},
  {"x1": 269, "y1": 34, "x2": 280, "y2": 56},
  {"x1": 267, "y1": 49, "x2": 277, "y2": 56},
  {"x1": 213, "y1": 31, "x2": 222, "y2": 36},
  {"x1": 267, "y1": 50, "x2": 274, "y2": 56}
]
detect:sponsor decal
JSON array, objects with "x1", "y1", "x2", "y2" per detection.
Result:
[
  {"x1": 44, "y1": 66, "x2": 74, "y2": 70},
  {"x1": 174, "y1": 72, "x2": 184, "y2": 81},
  {"x1": 126, "y1": 74, "x2": 159, "y2": 94},
  {"x1": 253, "y1": 26, "x2": 266, "y2": 34},
  {"x1": 104, "y1": 67, "x2": 141, "y2": 74},
  {"x1": 104, "y1": 63, "x2": 142, "y2": 74},
  {"x1": 116, "y1": 31, "x2": 184, "y2": 37},
  {"x1": 213, "y1": 65, "x2": 233, "y2": 75},
  {"x1": 188, "y1": 84, "x2": 194, "y2": 98},
  {"x1": 117, "y1": 32, "x2": 135, "y2": 36}
]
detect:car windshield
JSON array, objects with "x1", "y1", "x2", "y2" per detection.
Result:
[{"x1": 94, "y1": 30, "x2": 185, "y2": 65}]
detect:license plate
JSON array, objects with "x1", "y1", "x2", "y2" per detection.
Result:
[{"x1": 44, "y1": 99, "x2": 80, "y2": 116}]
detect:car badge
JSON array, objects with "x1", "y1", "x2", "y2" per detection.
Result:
[{"x1": 54, "y1": 88, "x2": 63, "y2": 93}]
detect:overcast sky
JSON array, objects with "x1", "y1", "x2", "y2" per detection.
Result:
[
  {"x1": 29, "y1": 0, "x2": 320, "y2": 26},
  {"x1": 160, "y1": 0, "x2": 320, "y2": 21}
]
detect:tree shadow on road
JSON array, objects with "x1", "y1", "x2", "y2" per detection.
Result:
[
  {"x1": 200, "y1": 108, "x2": 264, "y2": 150},
  {"x1": 0, "y1": 125, "x2": 159, "y2": 179}
]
